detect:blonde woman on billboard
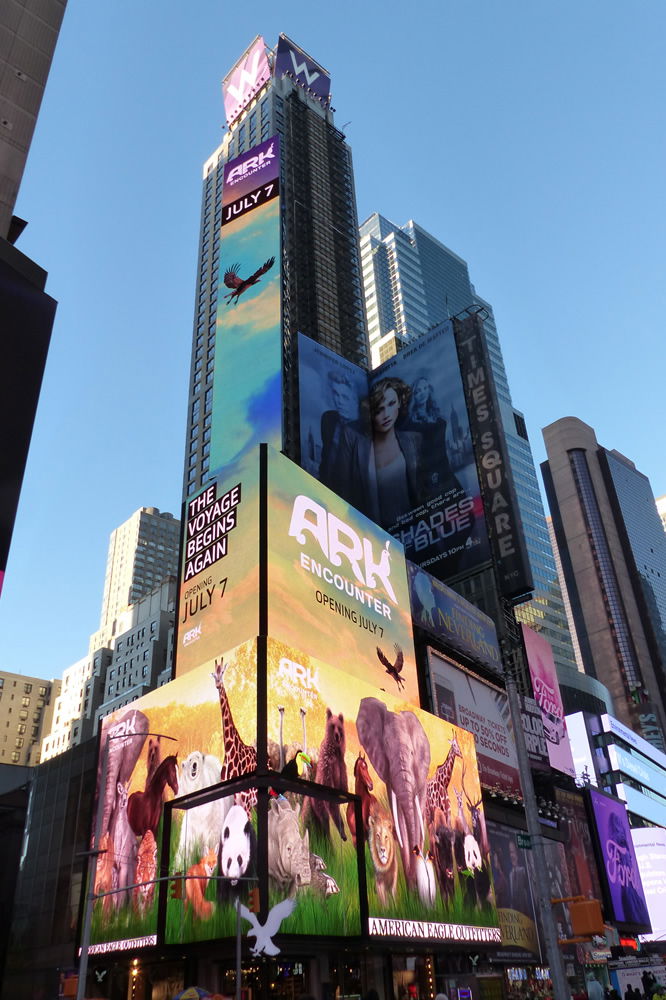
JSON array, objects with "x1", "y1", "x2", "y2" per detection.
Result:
[{"x1": 368, "y1": 377, "x2": 424, "y2": 529}]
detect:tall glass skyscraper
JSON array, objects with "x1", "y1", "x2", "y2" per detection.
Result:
[
  {"x1": 543, "y1": 417, "x2": 666, "y2": 747},
  {"x1": 359, "y1": 213, "x2": 578, "y2": 677},
  {"x1": 182, "y1": 35, "x2": 368, "y2": 501}
]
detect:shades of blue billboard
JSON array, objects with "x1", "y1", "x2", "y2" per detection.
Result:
[{"x1": 298, "y1": 325, "x2": 490, "y2": 584}]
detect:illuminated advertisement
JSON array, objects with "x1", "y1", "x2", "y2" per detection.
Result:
[
  {"x1": 555, "y1": 788, "x2": 602, "y2": 903},
  {"x1": 608, "y1": 743, "x2": 666, "y2": 792},
  {"x1": 519, "y1": 695, "x2": 549, "y2": 771},
  {"x1": 565, "y1": 712, "x2": 598, "y2": 786},
  {"x1": 267, "y1": 447, "x2": 419, "y2": 703},
  {"x1": 274, "y1": 34, "x2": 330, "y2": 102},
  {"x1": 177, "y1": 466, "x2": 260, "y2": 677},
  {"x1": 427, "y1": 648, "x2": 520, "y2": 795},
  {"x1": 209, "y1": 136, "x2": 282, "y2": 481},
  {"x1": 298, "y1": 326, "x2": 490, "y2": 584},
  {"x1": 453, "y1": 311, "x2": 533, "y2": 600},
  {"x1": 632, "y1": 827, "x2": 666, "y2": 942},
  {"x1": 222, "y1": 36, "x2": 270, "y2": 127},
  {"x1": 616, "y1": 782, "x2": 666, "y2": 828},
  {"x1": 90, "y1": 642, "x2": 257, "y2": 953},
  {"x1": 522, "y1": 625, "x2": 575, "y2": 778},
  {"x1": 267, "y1": 639, "x2": 500, "y2": 944},
  {"x1": 486, "y1": 820, "x2": 539, "y2": 957},
  {"x1": 600, "y1": 713, "x2": 666, "y2": 770},
  {"x1": 588, "y1": 787, "x2": 651, "y2": 932},
  {"x1": 408, "y1": 563, "x2": 501, "y2": 673}
]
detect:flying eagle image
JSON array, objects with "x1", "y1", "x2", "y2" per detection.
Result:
[
  {"x1": 223, "y1": 256, "x2": 275, "y2": 305},
  {"x1": 376, "y1": 643, "x2": 405, "y2": 690},
  {"x1": 239, "y1": 897, "x2": 296, "y2": 956}
]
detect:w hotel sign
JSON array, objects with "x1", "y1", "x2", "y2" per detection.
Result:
[{"x1": 223, "y1": 35, "x2": 270, "y2": 127}]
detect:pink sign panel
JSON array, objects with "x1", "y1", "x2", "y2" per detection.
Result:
[
  {"x1": 223, "y1": 36, "x2": 270, "y2": 127},
  {"x1": 521, "y1": 624, "x2": 575, "y2": 777}
]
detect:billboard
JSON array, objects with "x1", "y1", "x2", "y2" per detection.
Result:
[
  {"x1": 267, "y1": 638, "x2": 501, "y2": 945},
  {"x1": 486, "y1": 820, "x2": 539, "y2": 957},
  {"x1": 427, "y1": 648, "x2": 520, "y2": 795},
  {"x1": 209, "y1": 136, "x2": 282, "y2": 482},
  {"x1": 267, "y1": 447, "x2": 419, "y2": 703},
  {"x1": 408, "y1": 562, "x2": 501, "y2": 673},
  {"x1": 555, "y1": 788, "x2": 602, "y2": 903},
  {"x1": 274, "y1": 34, "x2": 331, "y2": 102},
  {"x1": 90, "y1": 641, "x2": 257, "y2": 953},
  {"x1": 522, "y1": 625, "x2": 575, "y2": 778},
  {"x1": 632, "y1": 827, "x2": 666, "y2": 942},
  {"x1": 588, "y1": 787, "x2": 651, "y2": 932},
  {"x1": 600, "y1": 713, "x2": 666, "y2": 771},
  {"x1": 519, "y1": 695, "x2": 549, "y2": 770},
  {"x1": 453, "y1": 311, "x2": 533, "y2": 601},
  {"x1": 177, "y1": 466, "x2": 259, "y2": 677},
  {"x1": 222, "y1": 36, "x2": 270, "y2": 127},
  {"x1": 298, "y1": 325, "x2": 490, "y2": 584}
]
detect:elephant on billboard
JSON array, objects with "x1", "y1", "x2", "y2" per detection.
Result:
[{"x1": 356, "y1": 697, "x2": 430, "y2": 888}]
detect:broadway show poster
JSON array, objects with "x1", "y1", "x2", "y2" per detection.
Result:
[
  {"x1": 209, "y1": 136, "x2": 282, "y2": 483},
  {"x1": 555, "y1": 787, "x2": 602, "y2": 903},
  {"x1": 486, "y1": 820, "x2": 539, "y2": 958},
  {"x1": 588, "y1": 787, "x2": 651, "y2": 932},
  {"x1": 91, "y1": 641, "x2": 257, "y2": 953},
  {"x1": 266, "y1": 638, "x2": 501, "y2": 945},
  {"x1": 176, "y1": 465, "x2": 260, "y2": 677},
  {"x1": 409, "y1": 562, "x2": 501, "y2": 673},
  {"x1": 267, "y1": 447, "x2": 419, "y2": 705},
  {"x1": 427, "y1": 648, "x2": 521, "y2": 796},
  {"x1": 371, "y1": 322, "x2": 489, "y2": 578},
  {"x1": 521, "y1": 624, "x2": 575, "y2": 778},
  {"x1": 297, "y1": 325, "x2": 490, "y2": 585}
]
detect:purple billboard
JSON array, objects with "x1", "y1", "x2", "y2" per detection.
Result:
[
  {"x1": 274, "y1": 34, "x2": 330, "y2": 102},
  {"x1": 222, "y1": 36, "x2": 270, "y2": 127},
  {"x1": 298, "y1": 325, "x2": 490, "y2": 585},
  {"x1": 588, "y1": 787, "x2": 651, "y2": 932}
]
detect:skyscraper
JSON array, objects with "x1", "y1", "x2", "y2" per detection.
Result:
[
  {"x1": 1, "y1": 0, "x2": 65, "y2": 596},
  {"x1": 0, "y1": 0, "x2": 67, "y2": 239},
  {"x1": 97, "y1": 506, "x2": 179, "y2": 636},
  {"x1": 359, "y1": 213, "x2": 577, "y2": 676},
  {"x1": 542, "y1": 416, "x2": 666, "y2": 749},
  {"x1": 182, "y1": 35, "x2": 368, "y2": 501}
]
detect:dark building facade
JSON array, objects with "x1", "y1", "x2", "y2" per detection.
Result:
[
  {"x1": 542, "y1": 416, "x2": 666, "y2": 750},
  {"x1": 182, "y1": 34, "x2": 368, "y2": 501}
]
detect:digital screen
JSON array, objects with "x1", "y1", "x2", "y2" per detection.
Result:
[
  {"x1": 266, "y1": 639, "x2": 500, "y2": 944},
  {"x1": 522, "y1": 625, "x2": 575, "y2": 777},
  {"x1": 588, "y1": 787, "x2": 651, "y2": 932}
]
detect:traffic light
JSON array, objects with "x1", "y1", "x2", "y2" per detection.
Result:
[
  {"x1": 170, "y1": 873, "x2": 184, "y2": 900},
  {"x1": 248, "y1": 887, "x2": 260, "y2": 913}
]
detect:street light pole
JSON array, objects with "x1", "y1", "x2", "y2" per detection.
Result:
[
  {"x1": 76, "y1": 730, "x2": 176, "y2": 1000},
  {"x1": 501, "y1": 629, "x2": 570, "y2": 1000}
]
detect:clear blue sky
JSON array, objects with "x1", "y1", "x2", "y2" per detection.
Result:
[{"x1": 2, "y1": 1, "x2": 665, "y2": 677}]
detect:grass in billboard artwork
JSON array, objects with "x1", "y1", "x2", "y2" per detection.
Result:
[
  {"x1": 165, "y1": 802, "x2": 257, "y2": 944},
  {"x1": 91, "y1": 641, "x2": 257, "y2": 949},
  {"x1": 266, "y1": 639, "x2": 500, "y2": 937}
]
